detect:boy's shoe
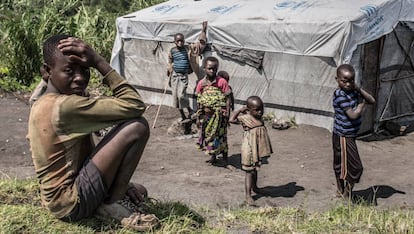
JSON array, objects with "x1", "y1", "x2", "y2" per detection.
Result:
[
  {"x1": 94, "y1": 197, "x2": 159, "y2": 231},
  {"x1": 121, "y1": 213, "x2": 160, "y2": 232}
]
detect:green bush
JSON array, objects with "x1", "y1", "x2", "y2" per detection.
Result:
[{"x1": 0, "y1": 0, "x2": 165, "y2": 92}]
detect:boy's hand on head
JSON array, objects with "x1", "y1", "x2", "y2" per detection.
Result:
[
  {"x1": 57, "y1": 37, "x2": 103, "y2": 69},
  {"x1": 58, "y1": 37, "x2": 111, "y2": 76}
]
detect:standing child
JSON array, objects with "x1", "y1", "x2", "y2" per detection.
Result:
[
  {"x1": 332, "y1": 64, "x2": 375, "y2": 198},
  {"x1": 167, "y1": 22, "x2": 207, "y2": 122},
  {"x1": 229, "y1": 96, "x2": 273, "y2": 206},
  {"x1": 217, "y1": 70, "x2": 234, "y2": 111},
  {"x1": 195, "y1": 57, "x2": 232, "y2": 167}
]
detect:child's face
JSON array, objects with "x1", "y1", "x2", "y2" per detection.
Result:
[
  {"x1": 174, "y1": 35, "x2": 185, "y2": 48},
  {"x1": 204, "y1": 60, "x2": 218, "y2": 79},
  {"x1": 249, "y1": 102, "x2": 264, "y2": 119},
  {"x1": 336, "y1": 69, "x2": 355, "y2": 92},
  {"x1": 219, "y1": 73, "x2": 229, "y2": 82},
  {"x1": 46, "y1": 51, "x2": 90, "y2": 96}
]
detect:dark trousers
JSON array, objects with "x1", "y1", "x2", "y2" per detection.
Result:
[{"x1": 332, "y1": 133, "x2": 363, "y2": 184}]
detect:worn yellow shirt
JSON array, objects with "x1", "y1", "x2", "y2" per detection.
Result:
[{"x1": 28, "y1": 70, "x2": 146, "y2": 218}]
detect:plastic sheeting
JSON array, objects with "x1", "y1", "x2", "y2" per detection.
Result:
[
  {"x1": 112, "y1": 0, "x2": 414, "y2": 69},
  {"x1": 375, "y1": 23, "x2": 414, "y2": 131},
  {"x1": 110, "y1": 0, "x2": 414, "y2": 131}
]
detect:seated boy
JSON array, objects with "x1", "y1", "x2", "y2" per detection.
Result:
[{"x1": 27, "y1": 34, "x2": 159, "y2": 231}]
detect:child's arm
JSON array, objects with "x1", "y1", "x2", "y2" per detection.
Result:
[
  {"x1": 201, "y1": 21, "x2": 207, "y2": 34},
  {"x1": 225, "y1": 95, "x2": 231, "y2": 119},
  {"x1": 344, "y1": 85, "x2": 375, "y2": 120},
  {"x1": 355, "y1": 86, "x2": 376, "y2": 104},
  {"x1": 345, "y1": 102, "x2": 365, "y2": 120},
  {"x1": 229, "y1": 106, "x2": 248, "y2": 124},
  {"x1": 167, "y1": 49, "x2": 173, "y2": 77}
]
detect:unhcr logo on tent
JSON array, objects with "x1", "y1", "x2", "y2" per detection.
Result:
[
  {"x1": 153, "y1": 4, "x2": 180, "y2": 14},
  {"x1": 274, "y1": 1, "x2": 313, "y2": 11},
  {"x1": 360, "y1": 4, "x2": 377, "y2": 19},
  {"x1": 210, "y1": 4, "x2": 240, "y2": 14}
]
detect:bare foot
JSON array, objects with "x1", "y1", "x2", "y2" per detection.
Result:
[
  {"x1": 335, "y1": 190, "x2": 343, "y2": 198},
  {"x1": 205, "y1": 155, "x2": 217, "y2": 165},
  {"x1": 225, "y1": 164, "x2": 236, "y2": 171},
  {"x1": 245, "y1": 196, "x2": 256, "y2": 206},
  {"x1": 205, "y1": 159, "x2": 217, "y2": 165}
]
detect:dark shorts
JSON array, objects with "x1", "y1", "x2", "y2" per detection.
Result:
[{"x1": 61, "y1": 160, "x2": 108, "y2": 222}]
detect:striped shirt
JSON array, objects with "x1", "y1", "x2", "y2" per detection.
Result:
[
  {"x1": 332, "y1": 88, "x2": 361, "y2": 137},
  {"x1": 169, "y1": 47, "x2": 189, "y2": 74}
]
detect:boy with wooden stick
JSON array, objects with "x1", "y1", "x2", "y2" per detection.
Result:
[{"x1": 167, "y1": 21, "x2": 207, "y2": 122}]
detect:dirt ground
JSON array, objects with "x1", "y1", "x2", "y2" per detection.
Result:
[{"x1": 0, "y1": 93, "x2": 413, "y2": 213}]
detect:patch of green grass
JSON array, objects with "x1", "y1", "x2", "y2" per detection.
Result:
[
  {"x1": 215, "y1": 204, "x2": 414, "y2": 233},
  {"x1": 0, "y1": 178, "x2": 41, "y2": 206},
  {"x1": 0, "y1": 178, "x2": 220, "y2": 233},
  {"x1": 1, "y1": 178, "x2": 413, "y2": 233}
]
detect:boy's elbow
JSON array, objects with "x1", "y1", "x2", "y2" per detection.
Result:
[
  {"x1": 346, "y1": 110, "x2": 360, "y2": 120},
  {"x1": 348, "y1": 115, "x2": 358, "y2": 120}
]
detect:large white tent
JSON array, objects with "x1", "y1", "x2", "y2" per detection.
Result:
[{"x1": 111, "y1": 0, "x2": 414, "y2": 135}]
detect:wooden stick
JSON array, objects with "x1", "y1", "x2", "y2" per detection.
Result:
[{"x1": 152, "y1": 74, "x2": 171, "y2": 128}]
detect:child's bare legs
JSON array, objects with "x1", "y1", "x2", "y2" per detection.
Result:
[
  {"x1": 206, "y1": 154, "x2": 217, "y2": 164},
  {"x1": 222, "y1": 151, "x2": 228, "y2": 165},
  {"x1": 179, "y1": 107, "x2": 194, "y2": 121},
  {"x1": 91, "y1": 117, "x2": 150, "y2": 204},
  {"x1": 186, "y1": 107, "x2": 194, "y2": 118},
  {"x1": 252, "y1": 170, "x2": 261, "y2": 193},
  {"x1": 335, "y1": 177, "x2": 345, "y2": 197},
  {"x1": 343, "y1": 181, "x2": 354, "y2": 199},
  {"x1": 179, "y1": 108, "x2": 187, "y2": 120},
  {"x1": 222, "y1": 152, "x2": 236, "y2": 170},
  {"x1": 245, "y1": 170, "x2": 258, "y2": 205}
]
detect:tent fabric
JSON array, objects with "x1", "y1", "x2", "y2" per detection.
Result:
[
  {"x1": 213, "y1": 44, "x2": 264, "y2": 69},
  {"x1": 111, "y1": 0, "x2": 414, "y2": 131},
  {"x1": 111, "y1": 0, "x2": 414, "y2": 71},
  {"x1": 376, "y1": 23, "x2": 414, "y2": 125}
]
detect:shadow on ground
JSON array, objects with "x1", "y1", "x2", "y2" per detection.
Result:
[
  {"x1": 253, "y1": 182, "x2": 305, "y2": 199},
  {"x1": 352, "y1": 185, "x2": 406, "y2": 206}
]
